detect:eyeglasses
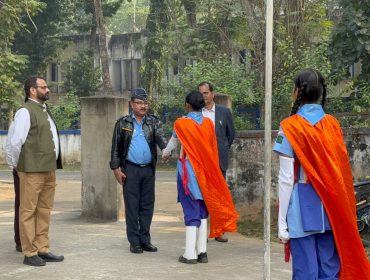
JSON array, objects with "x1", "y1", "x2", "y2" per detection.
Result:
[{"x1": 133, "y1": 101, "x2": 149, "y2": 106}]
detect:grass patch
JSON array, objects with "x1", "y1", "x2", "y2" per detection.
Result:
[
  {"x1": 238, "y1": 219, "x2": 279, "y2": 242},
  {"x1": 156, "y1": 160, "x2": 177, "y2": 171},
  {"x1": 61, "y1": 164, "x2": 81, "y2": 171}
]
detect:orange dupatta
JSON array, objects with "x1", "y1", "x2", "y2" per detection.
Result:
[
  {"x1": 174, "y1": 117, "x2": 239, "y2": 237},
  {"x1": 281, "y1": 114, "x2": 370, "y2": 280}
]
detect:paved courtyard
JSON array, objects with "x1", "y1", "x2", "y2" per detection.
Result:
[{"x1": 0, "y1": 170, "x2": 292, "y2": 280}]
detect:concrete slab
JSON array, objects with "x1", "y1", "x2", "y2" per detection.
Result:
[{"x1": 0, "y1": 171, "x2": 292, "y2": 279}]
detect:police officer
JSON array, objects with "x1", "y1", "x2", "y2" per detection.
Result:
[{"x1": 110, "y1": 88, "x2": 167, "y2": 254}]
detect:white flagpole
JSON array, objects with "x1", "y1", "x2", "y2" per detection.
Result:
[{"x1": 264, "y1": 0, "x2": 274, "y2": 279}]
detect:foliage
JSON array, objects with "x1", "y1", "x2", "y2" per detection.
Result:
[
  {"x1": 49, "y1": 91, "x2": 80, "y2": 129},
  {"x1": 171, "y1": 59, "x2": 260, "y2": 106},
  {"x1": 0, "y1": 0, "x2": 44, "y2": 123},
  {"x1": 12, "y1": 0, "x2": 73, "y2": 80},
  {"x1": 324, "y1": 78, "x2": 370, "y2": 128},
  {"x1": 0, "y1": 53, "x2": 27, "y2": 107},
  {"x1": 157, "y1": 59, "x2": 262, "y2": 130},
  {"x1": 272, "y1": 38, "x2": 335, "y2": 127},
  {"x1": 107, "y1": 0, "x2": 150, "y2": 33},
  {"x1": 141, "y1": 0, "x2": 347, "y2": 131},
  {"x1": 11, "y1": 0, "x2": 123, "y2": 93},
  {"x1": 329, "y1": 0, "x2": 370, "y2": 79},
  {"x1": 353, "y1": 80, "x2": 370, "y2": 112},
  {"x1": 0, "y1": 0, "x2": 44, "y2": 45},
  {"x1": 53, "y1": 0, "x2": 125, "y2": 35},
  {"x1": 140, "y1": 0, "x2": 170, "y2": 96},
  {"x1": 63, "y1": 50, "x2": 102, "y2": 97}
]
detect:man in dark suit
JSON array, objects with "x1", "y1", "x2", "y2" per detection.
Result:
[{"x1": 198, "y1": 81, "x2": 235, "y2": 242}]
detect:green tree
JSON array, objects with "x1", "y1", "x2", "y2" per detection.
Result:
[
  {"x1": 63, "y1": 50, "x2": 102, "y2": 97},
  {"x1": 12, "y1": 0, "x2": 73, "y2": 80},
  {"x1": 66, "y1": 0, "x2": 124, "y2": 48},
  {"x1": 141, "y1": 0, "x2": 170, "y2": 96},
  {"x1": 107, "y1": 0, "x2": 149, "y2": 33},
  {"x1": 272, "y1": 38, "x2": 334, "y2": 127},
  {"x1": 158, "y1": 59, "x2": 261, "y2": 130},
  {"x1": 0, "y1": 0, "x2": 44, "y2": 125},
  {"x1": 329, "y1": 0, "x2": 370, "y2": 79},
  {"x1": 49, "y1": 91, "x2": 80, "y2": 129}
]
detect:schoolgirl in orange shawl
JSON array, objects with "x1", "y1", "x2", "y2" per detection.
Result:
[
  {"x1": 162, "y1": 91, "x2": 238, "y2": 264},
  {"x1": 273, "y1": 69, "x2": 370, "y2": 279}
]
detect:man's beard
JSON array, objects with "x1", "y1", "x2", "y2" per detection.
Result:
[{"x1": 37, "y1": 92, "x2": 49, "y2": 102}]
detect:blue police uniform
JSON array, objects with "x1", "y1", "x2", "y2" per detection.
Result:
[{"x1": 110, "y1": 87, "x2": 168, "y2": 249}]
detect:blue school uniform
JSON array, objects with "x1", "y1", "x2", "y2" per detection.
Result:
[
  {"x1": 273, "y1": 104, "x2": 340, "y2": 279},
  {"x1": 173, "y1": 112, "x2": 208, "y2": 227}
]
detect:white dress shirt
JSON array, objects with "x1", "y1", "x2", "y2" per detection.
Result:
[
  {"x1": 6, "y1": 99, "x2": 59, "y2": 168},
  {"x1": 201, "y1": 103, "x2": 215, "y2": 124}
]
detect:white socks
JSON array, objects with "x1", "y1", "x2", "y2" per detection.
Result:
[
  {"x1": 183, "y1": 226, "x2": 197, "y2": 260},
  {"x1": 196, "y1": 219, "x2": 207, "y2": 254}
]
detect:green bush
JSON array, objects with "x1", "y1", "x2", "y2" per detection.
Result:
[
  {"x1": 157, "y1": 58, "x2": 262, "y2": 131},
  {"x1": 63, "y1": 50, "x2": 102, "y2": 97},
  {"x1": 50, "y1": 91, "x2": 80, "y2": 129}
]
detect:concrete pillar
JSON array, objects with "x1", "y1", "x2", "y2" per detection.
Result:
[
  {"x1": 215, "y1": 93, "x2": 232, "y2": 109},
  {"x1": 80, "y1": 96, "x2": 128, "y2": 220}
]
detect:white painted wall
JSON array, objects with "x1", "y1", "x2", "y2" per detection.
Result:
[{"x1": 0, "y1": 130, "x2": 81, "y2": 166}]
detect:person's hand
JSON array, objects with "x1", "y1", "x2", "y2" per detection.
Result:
[
  {"x1": 162, "y1": 154, "x2": 170, "y2": 162},
  {"x1": 162, "y1": 149, "x2": 171, "y2": 162},
  {"x1": 113, "y1": 168, "x2": 126, "y2": 185},
  {"x1": 278, "y1": 224, "x2": 289, "y2": 243}
]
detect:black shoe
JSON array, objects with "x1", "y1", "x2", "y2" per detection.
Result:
[
  {"x1": 197, "y1": 252, "x2": 208, "y2": 263},
  {"x1": 140, "y1": 243, "x2": 158, "y2": 252},
  {"x1": 38, "y1": 252, "x2": 64, "y2": 262},
  {"x1": 130, "y1": 244, "x2": 143, "y2": 254},
  {"x1": 215, "y1": 235, "x2": 228, "y2": 243},
  {"x1": 23, "y1": 255, "x2": 46, "y2": 266},
  {"x1": 15, "y1": 244, "x2": 22, "y2": 252},
  {"x1": 178, "y1": 255, "x2": 197, "y2": 264}
]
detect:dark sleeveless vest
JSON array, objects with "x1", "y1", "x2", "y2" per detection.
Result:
[{"x1": 17, "y1": 101, "x2": 61, "y2": 172}]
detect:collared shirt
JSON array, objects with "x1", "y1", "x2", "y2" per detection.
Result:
[
  {"x1": 202, "y1": 103, "x2": 215, "y2": 124},
  {"x1": 172, "y1": 111, "x2": 203, "y2": 138},
  {"x1": 6, "y1": 99, "x2": 59, "y2": 168},
  {"x1": 126, "y1": 114, "x2": 152, "y2": 165},
  {"x1": 273, "y1": 104, "x2": 325, "y2": 157}
]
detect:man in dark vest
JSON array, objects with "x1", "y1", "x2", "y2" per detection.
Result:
[
  {"x1": 198, "y1": 81, "x2": 235, "y2": 243},
  {"x1": 6, "y1": 76, "x2": 63, "y2": 266}
]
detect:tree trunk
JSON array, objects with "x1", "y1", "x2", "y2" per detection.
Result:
[
  {"x1": 181, "y1": 0, "x2": 197, "y2": 28},
  {"x1": 141, "y1": 0, "x2": 169, "y2": 98},
  {"x1": 93, "y1": 0, "x2": 113, "y2": 95},
  {"x1": 284, "y1": 0, "x2": 305, "y2": 47},
  {"x1": 89, "y1": 19, "x2": 97, "y2": 52},
  {"x1": 239, "y1": 0, "x2": 283, "y2": 86}
]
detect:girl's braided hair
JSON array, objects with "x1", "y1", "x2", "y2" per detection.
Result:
[{"x1": 290, "y1": 69, "x2": 327, "y2": 116}]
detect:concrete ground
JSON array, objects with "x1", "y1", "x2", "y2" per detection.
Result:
[{"x1": 0, "y1": 170, "x2": 292, "y2": 280}]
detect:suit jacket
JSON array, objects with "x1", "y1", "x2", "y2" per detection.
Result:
[{"x1": 215, "y1": 104, "x2": 235, "y2": 172}]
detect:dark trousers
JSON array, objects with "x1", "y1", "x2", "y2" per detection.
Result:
[
  {"x1": 123, "y1": 162, "x2": 155, "y2": 246},
  {"x1": 13, "y1": 169, "x2": 21, "y2": 246}
]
